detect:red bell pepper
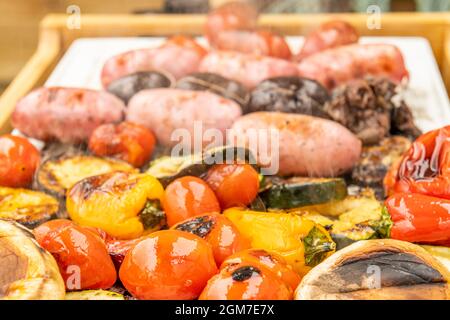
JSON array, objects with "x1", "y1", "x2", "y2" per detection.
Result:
[{"x1": 385, "y1": 192, "x2": 450, "y2": 244}]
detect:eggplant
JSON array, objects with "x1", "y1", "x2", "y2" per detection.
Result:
[
  {"x1": 0, "y1": 187, "x2": 59, "y2": 229},
  {"x1": 176, "y1": 72, "x2": 250, "y2": 108},
  {"x1": 36, "y1": 155, "x2": 136, "y2": 198},
  {"x1": 247, "y1": 76, "x2": 330, "y2": 116},
  {"x1": 0, "y1": 219, "x2": 65, "y2": 300},
  {"x1": 295, "y1": 239, "x2": 450, "y2": 300},
  {"x1": 107, "y1": 71, "x2": 173, "y2": 104},
  {"x1": 260, "y1": 177, "x2": 347, "y2": 209},
  {"x1": 65, "y1": 290, "x2": 124, "y2": 300},
  {"x1": 146, "y1": 145, "x2": 256, "y2": 187}
]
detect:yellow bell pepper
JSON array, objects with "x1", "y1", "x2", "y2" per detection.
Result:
[
  {"x1": 224, "y1": 208, "x2": 336, "y2": 276},
  {"x1": 66, "y1": 171, "x2": 164, "y2": 239}
]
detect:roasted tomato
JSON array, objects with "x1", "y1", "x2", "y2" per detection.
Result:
[
  {"x1": 0, "y1": 134, "x2": 40, "y2": 188},
  {"x1": 66, "y1": 171, "x2": 165, "y2": 239},
  {"x1": 172, "y1": 213, "x2": 250, "y2": 265},
  {"x1": 163, "y1": 35, "x2": 207, "y2": 58},
  {"x1": 199, "y1": 262, "x2": 292, "y2": 300},
  {"x1": 205, "y1": 1, "x2": 259, "y2": 44},
  {"x1": 88, "y1": 121, "x2": 156, "y2": 168},
  {"x1": 221, "y1": 249, "x2": 301, "y2": 291},
  {"x1": 119, "y1": 230, "x2": 218, "y2": 300},
  {"x1": 34, "y1": 219, "x2": 117, "y2": 290},
  {"x1": 205, "y1": 164, "x2": 259, "y2": 209},
  {"x1": 162, "y1": 176, "x2": 221, "y2": 227}
]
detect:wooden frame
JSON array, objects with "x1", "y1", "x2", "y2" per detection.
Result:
[{"x1": 1, "y1": 12, "x2": 450, "y2": 134}]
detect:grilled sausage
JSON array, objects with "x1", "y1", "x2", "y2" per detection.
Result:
[
  {"x1": 297, "y1": 44, "x2": 409, "y2": 90},
  {"x1": 12, "y1": 87, "x2": 125, "y2": 144},
  {"x1": 229, "y1": 111, "x2": 361, "y2": 177},
  {"x1": 127, "y1": 88, "x2": 242, "y2": 148},
  {"x1": 199, "y1": 51, "x2": 299, "y2": 89}
]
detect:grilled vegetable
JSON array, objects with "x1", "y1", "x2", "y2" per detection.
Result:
[
  {"x1": 422, "y1": 246, "x2": 450, "y2": 273},
  {"x1": 36, "y1": 155, "x2": 136, "y2": 198},
  {"x1": 291, "y1": 188, "x2": 391, "y2": 249},
  {"x1": 0, "y1": 219, "x2": 65, "y2": 300},
  {"x1": 146, "y1": 146, "x2": 255, "y2": 187},
  {"x1": 65, "y1": 290, "x2": 124, "y2": 300},
  {"x1": 260, "y1": 177, "x2": 347, "y2": 209},
  {"x1": 295, "y1": 239, "x2": 450, "y2": 300},
  {"x1": 66, "y1": 171, "x2": 165, "y2": 239},
  {"x1": 0, "y1": 187, "x2": 59, "y2": 228},
  {"x1": 223, "y1": 208, "x2": 336, "y2": 276}
]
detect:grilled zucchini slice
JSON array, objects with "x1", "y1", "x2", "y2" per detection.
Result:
[
  {"x1": 0, "y1": 187, "x2": 59, "y2": 229},
  {"x1": 147, "y1": 145, "x2": 256, "y2": 187},
  {"x1": 290, "y1": 188, "x2": 392, "y2": 249},
  {"x1": 36, "y1": 155, "x2": 136, "y2": 197},
  {"x1": 65, "y1": 290, "x2": 124, "y2": 300},
  {"x1": 260, "y1": 177, "x2": 347, "y2": 209},
  {"x1": 0, "y1": 219, "x2": 65, "y2": 300}
]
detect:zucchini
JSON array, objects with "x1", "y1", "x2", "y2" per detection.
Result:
[
  {"x1": 0, "y1": 187, "x2": 59, "y2": 229},
  {"x1": 65, "y1": 290, "x2": 124, "y2": 300},
  {"x1": 260, "y1": 177, "x2": 347, "y2": 209},
  {"x1": 146, "y1": 145, "x2": 256, "y2": 187},
  {"x1": 36, "y1": 155, "x2": 136, "y2": 197},
  {"x1": 0, "y1": 219, "x2": 65, "y2": 300},
  {"x1": 290, "y1": 188, "x2": 392, "y2": 250}
]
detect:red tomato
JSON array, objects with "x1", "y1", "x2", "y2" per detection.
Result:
[
  {"x1": 205, "y1": 164, "x2": 260, "y2": 209},
  {"x1": 172, "y1": 213, "x2": 250, "y2": 265},
  {"x1": 0, "y1": 134, "x2": 40, "y2": 187},
  {"x1": 119, "y1": 230, "x2": 218, "y2": 300},
  {"x1": 199, "y1": 262, "x2": 292, "y2": 300},
  {"x1": 221, "y1": 249, "x2": 301, "y2": 291},
  {"x1": 162, "y1": 176, "x2": 221, "y2": 226},
  {"x1": 88, "y1": 121, "x2": 156, "y2": 167},
  {"x1": 163, "y1": 35, "x2": 207, "y2": 58},
  {"x1": 205, "y1": 1, "x2": 259, "y2": 43},
  {"x1": 34, "y1": 219, "x2": 117, "y2": 290}
]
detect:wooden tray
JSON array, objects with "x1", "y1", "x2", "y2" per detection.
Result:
[{"x1": 2, "y1": 12, "x2": 450, "y2": 134}]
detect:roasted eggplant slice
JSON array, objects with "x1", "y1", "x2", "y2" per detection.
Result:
[
  {"x1": 36, "y1": 155, "x2": 136, "y2": 198},
  {"x1": 295, "y1": 239, "x2": 450, "y2": 300},
  {"x1": 65, "y1": 290, "x2": 124, "y2": 300},
  {"x1": 260, "y1": 177, "x2": 347, "y2": 209},
  {"x1": 146, "y1": 145, "x2": 256, "y2": 187},
  {"x1": 422, "y1": 246, "x2": 450, "y2": 273},
  {"x1": 0, "y1": 187, "x2": 59, "y2": 229},
  {"x1": 0, "y1": 219, "x2": 65, "y2": 300}
]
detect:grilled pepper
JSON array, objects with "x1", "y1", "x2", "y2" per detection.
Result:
[
  {"x1": 223, "y1": 208, "x2": 336, "y2": 276},
  {"x1": 386, "y1": 192, "x2": 450, "y2": 244},
  {"x1": 66, "y1": 171, "x2": 165, "y2": 239}
]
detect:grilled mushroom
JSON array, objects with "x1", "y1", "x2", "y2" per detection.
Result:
[{"x1": 295, "y1": 239, "x2": 450, "y2": 300}]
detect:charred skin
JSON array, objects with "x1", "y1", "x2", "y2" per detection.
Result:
[
  {"x1": 66, "y1": 171, "x2": 165, "y2": 239},
  {"x1": 295, "y1": 239, "x2": 450, "y2": 300},
  {"x1": 0, "y1": 187, "x2": 59, "y2": 229},
  {"x1": 0, "y1": 219, "x2": 65, "y2": 300}
]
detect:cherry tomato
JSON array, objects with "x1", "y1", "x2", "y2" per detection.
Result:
[
  {"x1": 0, "y1": 134, "x2": 40, "y2": 187},
  {"x1": 172, "y1": 213, "x2": 250, "y2": 265},
  {"x1": 34, "y1": 219, "x2": 117, "y2": 290},
  {"x1": 205, "y1": 164, "x2": 259, "y2": 209},
  {"x1": 88, "y1": 121, "x2": 156, "y2": 167},
  {"x1": 199, "y1": 262, "x2": 292, "y2": 300},
  {"x1": 119, "y1": 230, "x2": 218, "y2": 300},
  {"x1": 162, "y1": 176, "x2": 221, "y2": 227},
  {"x1": 163, "y1": 35, "x2": 207, "y2": 58},
  {"x1": 205, "y1": 1, "x2": 259, "y2": 44},
  {"x1": 221, "y1": 249, "x2": 301, "y2": 291}
]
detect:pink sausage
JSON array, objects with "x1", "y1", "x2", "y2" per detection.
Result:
[
  {"x1": 12, "y1": 87, "x2": 125, "y2": 143},
  {"x1": 297, "y1": 43, "x2": 409, "y2": 90},
  {"x1": 127, "y1": 88, "x2": 242, "y2": 148},
  {"x1": 228, "y1": 111, "x2": 362, "y2": 177},
  {"x1": 199, "y1": 51, "x2": 299, "y2": 89}
]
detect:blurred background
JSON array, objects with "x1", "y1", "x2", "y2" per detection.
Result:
[{"x1": 1, "y1": 0, "x2": 449, "y2": 94}]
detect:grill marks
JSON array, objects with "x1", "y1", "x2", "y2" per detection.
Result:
[{"x1": 175, "y1": 215, "x2": 216, "y2": 238}]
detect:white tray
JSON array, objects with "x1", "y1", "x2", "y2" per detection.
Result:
[{"x1": 45, "y1": 36, "x2": 450, "y2": 133}]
